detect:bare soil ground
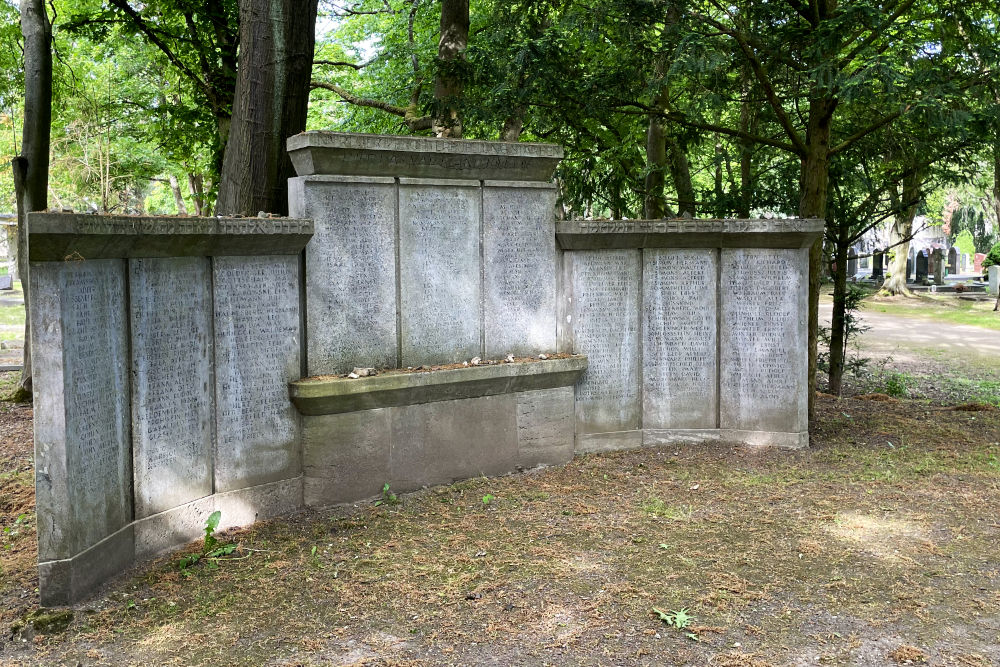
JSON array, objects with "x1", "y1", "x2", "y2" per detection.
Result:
[{"x1": 1, "y1": 364, "x2": 999, "y2": 666}]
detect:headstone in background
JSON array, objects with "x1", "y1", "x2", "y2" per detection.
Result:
[
  {"x1": 989, "y1": 265, "x2": 999, "y2": 294},
  {"x1": 933, "y1": 249, "x2": 945, "y2": 286},
  {"x1": 916, "y1": 251, "x2": 928, "y2": 282},
  {"x1": 872, "y1": 251, "x2": 884, "y2": 281}
]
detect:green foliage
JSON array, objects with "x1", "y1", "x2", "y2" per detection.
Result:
[
  {"x1": 653, "y1": 607, "x2": 698, "y2": 640},
  {"x1": 481, "y1": 494, "x2": 495, "y2": 506},
  {"x1": 178, "y1": 511, "x2": 238, "y2": 574},
  {"x1": 984, "y1": 242, "x2": 1000, "y2": 270},
  {"x1": 880, "y1": 372, "x2": 913, "y2": 398},
  {"x1": 374, "y1": 482, "x2": 399, "y2": 507},
  {"x1": 953, "y1": 229, "x2": 977, "y2": 256}
]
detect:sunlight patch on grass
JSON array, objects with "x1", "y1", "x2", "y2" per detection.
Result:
[{"x1": 825, "y1": 512, "x2": 929, "y2": 562}]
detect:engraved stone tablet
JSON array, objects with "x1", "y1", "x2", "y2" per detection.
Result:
[
  {"x1": 291, "y1": 177, "x2": 398, "y2": 375},
  {"x1": 213, "y1": 256, "x2": 302, "y2": 492},
  {"x1": 567, "y1": 250, "x2": 641, "y2": 434},
  {"x1": 130, "y1": 257, "x2": 214, "y2": 517},
  {"x1": 32, "y1": 260, "x2": 131, "y2": 561},
  {"x1": 483, "y1": 183, "x2": 557, "y2": 357},
  {"x1": 643, "y1": 249, "x2": 718, "y2": 429},
  {"x1": 719, "y1": 249, "x2": 807, "y2": 434},
  {"x1": 398, "y1": 180, "x2": 482, "y2": 365}
]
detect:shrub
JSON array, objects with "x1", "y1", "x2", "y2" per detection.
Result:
[{"x1": 984, "y1": 242, "x2": 1000, "y2": 271}]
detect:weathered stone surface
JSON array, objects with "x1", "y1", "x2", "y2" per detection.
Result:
[
  {"x1": 288, "y1": 131, "x2": 563, "y2": 181},
  {"x1": 515, "y1": 387, "x2": 575, "y2": 467},
  {"x1": 213, "y1": 256, "x2": 302, "y2": 492},
  {"x1": 565, "y1": 250, "x2": 641, "y2": 435},
  {"x1": 130, "y1": 257, "x2": 214, "y2": 518},
  {"x1": 719, "y1": 249, "x2": 808, "y2": 436},
  {"x1": 289, "y1": 356, "x2": 587, "y2": 415},
  {"x1": 31, "y1": 260, "x2": 131, "y2": 562},
  {"x1": 37, "y1": 524, "x2": 134, "y2": 606},
  {"x1": 289, "y1": 176, "x2": 398, "y2": 375},
  {"x1": 575, "y1": 430, "x2": 643, "y2": 454},
  {"x1": 642, "y1": 249, "x2": 718, "y2": 429},
  {"x1": 390, "y1": 394, "x2": 518, "y2": 492},
  {"x1": 989, "y1": 265, "x2": 999, "y2": 293},
  {"x1": 556, "y1": 218, "x2": 824, "y2": 250},
  {"x1": 303, "y1": 409, "x2": 391, "y2": 506},
  {"x1": 483, "y1": 182, "x2": 558, "y2": 357},
  {"x1": 398, "y1": 178, "x2": 481, "y2": 365},
  {"x1": 28, "y1": 213, "x2": 312, "y2": 261}
]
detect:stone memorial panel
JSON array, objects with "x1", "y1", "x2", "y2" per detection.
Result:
[
  {"x1": 130, "y1": 257, "x2": 214, "y2": 517},
  {"x1": 398, "y1": 179, "x2": 481, "y2": 365},
  {"x1": 719, "y1": 249, "x2": 807, "y2": 434},
  {"x1": 642, "y1": 249, "x2": 718, "y2": 429},
  {"x1": 483, "y1": 182, "x2": 558, "y2": 357},
  {"x1": 292, "y1": 177, "x2": 398, "y2": 375},
  {"x1": 213, "y1": 256, "x2": 302, "y2": 492},
  {"x1": 32, "y1": 260, "x2": 131, "y2": 561},
  {"x1": 568, "y1": 250, "x2": 641, "y2": 435}
]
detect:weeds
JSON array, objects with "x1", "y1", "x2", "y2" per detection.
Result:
[
  {"x1": 653, "y1": 607, "x2": 698, "y2": 640},
  {"x1": 178, "y1": 511, "x2": 239, "y2": 574},
  {"x1": 374, "y1": 482, "x2": 399, "y2": 507}
]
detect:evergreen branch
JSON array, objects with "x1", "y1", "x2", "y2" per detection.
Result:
[
  {"x1": 837, "y1": 0, "x2": 917, "y2": 69},
  {"x1": 310, "y1": 81, "x2": 432, "y2": 131}
]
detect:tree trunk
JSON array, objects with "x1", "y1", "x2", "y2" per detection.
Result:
[
  {"x1": 737, "y1": 66, "x2": 755, "y2": 218},
  {"x1": 169, "y1": 174, "x2": 189, "y2": 215},
  {"x1": 501, "y1": 107, "x2": 525, "y2": 142},
  {"x1": 884, "y1": 170, "x2": 922, "y2": 295},
  {"x1": 432, "y1": 0, "x2": 469, "y2": 138},
  {"x1": 12, "y1": 0, "x2": 52, "y2": 401},
  {"x1": 188, "y1": 173, "x2": 206, "y2": 216},
  {"x1": 644, "y1": 112, "x2": 670, "y2": 219},
  {"x1": 799, "y1": 97, "x2": 836, "y2": 421},
  {"x1": 992, "y1": 133, "x2": 1000, "y2": 230},
  {"x1": 667, "y1": 134, "x2": 695, "y2": 217},
  {"x1": 215, "y1": 0, "x2": 318, "y2": 216},
  {"x1": 828, "y1": 235, "x2": 849, "y2": 396}
]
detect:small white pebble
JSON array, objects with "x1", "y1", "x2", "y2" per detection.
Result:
[
  {"x1": 538, "y1": 353, "x2": 548, "y2": 360},
  {"x1": 348, "y1": 372, "x2": 359, "y2": 379}
]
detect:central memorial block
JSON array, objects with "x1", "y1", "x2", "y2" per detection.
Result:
[
  {"x1": 398, "y1": 178, "x2": 482, "y2": 365},
  {"x1": 287, "y1": 131, "x2": 564, "y2": 373}
]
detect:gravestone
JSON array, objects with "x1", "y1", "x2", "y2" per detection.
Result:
[
  {"x1": 847, "y1": 248, "x2": 858, "y2": 277},
  {"x1": 947, "y1": 247, "x2": 958, "y2": 275},
  {"x1": 872, "y1": 251, "x2": 884, "y2": 281},
  {"x1": 989, "y1": 265, "x2": 999, "y2": 294},
  {"x1": 916, "y1": 251, "x2": 928, "y2": 282},
  {"x1": 933, "y1": 249, "x2": 945, "y2": 285},
  {"x1": 0, "y1": 274, "x2": 11, "y2": 290}
]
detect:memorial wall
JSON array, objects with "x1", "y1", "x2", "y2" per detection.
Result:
[
  {"x1": 30, "y1": 132, "x2": 822, "y2": 606},
  {"x1": 29, "y1": 213, "x2": 312, "y2": 605},
  {"x1": 557, "y1": 218, "x2": 823, "y2": 451}
]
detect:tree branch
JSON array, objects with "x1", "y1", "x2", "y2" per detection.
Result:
[{"x1": 310, "y1": 81, "x2": 432, "y2": 130}]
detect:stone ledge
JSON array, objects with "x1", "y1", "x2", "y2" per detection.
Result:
[
  {"x1": 287, "y1": 131, "x2": 563, "y2": 181},
  {"x1": 28, "y1": 213, "x2": 314, "y2": 261},
  {"x1": 556, "y1": 218, "x2": 825, "y2": 250},
  {"x1": 289, "y1": 356, "x2": 587, "y2": 416}
]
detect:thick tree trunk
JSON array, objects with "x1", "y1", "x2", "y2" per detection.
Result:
[
  {"x1": 216, "y1": 0, "x2": 317, "y2": 216},
  {"x1": 884, "y1": 170, "x2": 922, "y2": 295},
  {"x1": 188, "y1": 173, "x2": 206, "y2": 216},
  {"x1": 12, "y1": 0, "x2": 52, "y2": 400},
  {"x1": 501, "y1": 107, "x2": 525, "y2": 142},
  {"x1": 667, "y1": 135, "x2": 695, "y2": 217},
  {"x1": 432, "y1": 0, "x2": 469, "y2": 138},
  {"x1": 644, "y1": 113, "x2": 670, "y2": 219},
  {"x1": 799, "y1": 98, "x2": 836, "y2": 420}
]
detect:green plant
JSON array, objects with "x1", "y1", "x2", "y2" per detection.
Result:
[
  {"x1": 881, "y1": 371, "x2": 912, "y2": 398},
  {"x1": 983, "y1": 241, "x2": 1000, "y2": 272},
  {"x1": 178, "y1": 511, "x2": 238, "y2": 573},
  {"x1": 482, "y1": 494, "x2": 495, "y2": 506},
  {"x1": 374, "y1": 482, "x2": 399, "y2": 507},
  {"x1": 653, "y1": 607, "x2": 698, "y2": 640}
]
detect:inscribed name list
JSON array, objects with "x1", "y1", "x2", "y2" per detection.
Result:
[
  {"x1": 304, "y1": 180, "x2": 397, "y2": 374},
  {"x1": 214, "y1": 256, "x2": 301, "y2": 491},
  {"x1": 720, "y1": 248, "x2": 806, "y2": 433},
  {"x1": 483, "y1": 185, "x2": 557, "y2": 356},
  {"x1": 130, "y1": 257, "x2": 214, "y2": 517},
  {"x1": 399, "y1": 183, "x2": 481, "y2": 365},
  {"x1": 642, "y1": 249, "x2": 718, "y2": 429},
  {"x1": 569, "y1": 250, "x2": 640, "y2": 434}
]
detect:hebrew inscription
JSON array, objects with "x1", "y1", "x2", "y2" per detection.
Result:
[
  {"x1": 483, "y1": 185, "x2": 557, "y2": 356},
  {"x1": 130, "y1": 257, "x2": 213, "y2": 517},
  {"x1": 399, "y1": 182, "x2": 481, "y2": 364},
  {"x1": 569, "y1": 250, "x2": 641, "y2": 434},
  {"x1": 303, "y1": 179, "x2": 397, "y2": 374},
  {"x1": 720, "y1": 249, "x2": 807, "y2": 433},
  {"x1": 642, "y1": 249, "x2": 718, "y2": 429},
  {"x1": 214, "y1": 256, "x2": 301, "y2": 491}
]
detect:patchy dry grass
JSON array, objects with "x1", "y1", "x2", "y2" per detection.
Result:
[{"x1": 1, "y1": 379, "x2": 1000, "y2": 665}]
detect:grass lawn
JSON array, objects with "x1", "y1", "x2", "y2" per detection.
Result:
[
  {"x1": 862, "y1": 293, "x2": 1000, "y2": 331},
  {"x1": 1, "y1": 373, "x2": 999, "y2": 665}
]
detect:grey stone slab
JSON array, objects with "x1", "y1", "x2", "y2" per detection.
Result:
[
  {"x1": 515, "y1": 387, "x2": 575, "y2": 468},
  {"x1": 988, "y1": 266, "x2": 998, "y2": 293},
  {"x1": 130, "y1": 257, "x2": 214, "y2": 518},
  {"x1": 289, "y1": 177, "x2": 398, "y2": 375},
  {"x1": 719, "y1": 248, "x2": 808, "y2": 436},
  {"x1": 565, "y1": 250, "x2": 641, "y2": 435},
  {"x1": 287, "y1": 131, "x2": 563, "y2": 181},
  {"x1": 37, "y1": 524, "x2": 134, "y2": 606},
  {"x1": 214, "y1": 477, "x2": 304, "y2": 528},
  {"x1": 643, "y1": 429, "x2": 721, "y2": 447},
  {"x1": 642, "y1": 249, "x2": 718, "y2": 429},
  {"x1": 390, "y1": 395, "x2": 518, "y2": 493},
  {"x1": 302, "y1": 409, "x2": 391, "y2": 506},
  {"x1": 134, "y1": 494, "x2": 215, "y2": 561},
  {"x1": 31, "y1": 260, "x2": 131, "y2": 562},
  {"x1": 398, "y1": 181, "x2": 482, "y2": 365},
  {"x1": 720, "y1": 429, "x2": 808, "y2": 449},
  {"x1": 28, "y1": 213, "x2": 312, "y2": 261},
  {"x1": 555, "y1": 218, "x2": 824, "y2": 250},
  {"x1": 483, "y1": 183, "x2": 558, "y2": 357},
  {"x1": 575, "y1": 430, "x2": 644, "y2": 454},
  {"x1": 213, "y1": 256, "x2": 302, "y2": 492},
  {"x1": 289, "y1": 356, "x2": 586, "y2": 415}
]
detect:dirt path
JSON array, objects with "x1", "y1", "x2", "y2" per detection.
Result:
[{"x1": 819, "y1": 302, "x2": 1000, "y2": 358}]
